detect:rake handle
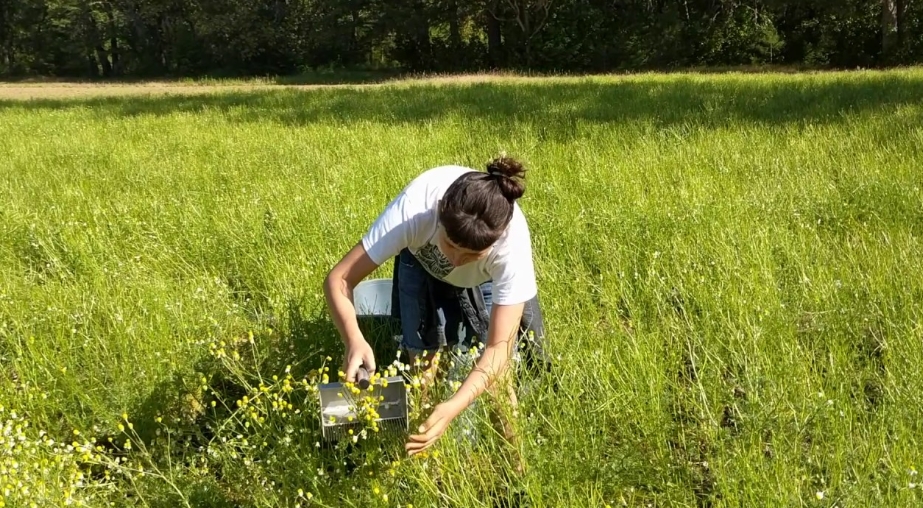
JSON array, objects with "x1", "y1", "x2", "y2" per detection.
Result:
[{"x1": 357, "y1": 365, "x2": 371, "y2": 390}]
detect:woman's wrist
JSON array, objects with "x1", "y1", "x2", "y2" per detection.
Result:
[
  {"x1": 443, "y1": 394, "x2": 470, "y2": 417},
  {"x1": 344, "y1": 334, "x2": 367, "y2": 347},
  {"x1": 446, "y1": 354, "x2": 499, "y2": 411}
]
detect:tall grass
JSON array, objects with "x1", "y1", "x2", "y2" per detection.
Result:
[{"x1": 1, "y1": 69, "x2": 922, "y2": 507}]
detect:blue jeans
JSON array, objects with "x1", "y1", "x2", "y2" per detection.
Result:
[{"x1": 393, "y1": 248, "x2": 546, "y2": 361}]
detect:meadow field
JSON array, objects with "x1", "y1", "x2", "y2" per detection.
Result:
[{"x1": 1, "y1": 69, "x2": 922, "y2": 507}]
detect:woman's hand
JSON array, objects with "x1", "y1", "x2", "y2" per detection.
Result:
[
  {"x1": 343, "y1": 336, "x2": 376, "y2": 383},
  {"x1": 405, "y1": 401, "x2": 462, "y2": 456}
]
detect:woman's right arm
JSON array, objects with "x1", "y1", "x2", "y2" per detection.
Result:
[{"x1": 323, "y1": 241, "x2": 381, "y2": 382}]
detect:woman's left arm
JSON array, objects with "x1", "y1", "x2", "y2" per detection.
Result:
[
  {"x1": 405, "y1": 301, "x2": 524, "y2": 455},
  {"x1": 448, "y1": 301, "x2": 524, "y2": 408}
]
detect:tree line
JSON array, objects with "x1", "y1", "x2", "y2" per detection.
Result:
[{"x1": 1, "y1": 0, "x2": 920, "y2": 78}]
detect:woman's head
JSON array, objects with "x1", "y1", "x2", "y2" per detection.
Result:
[{"x1": 436, "y1": 156, "x2": 527, "y2": 266}]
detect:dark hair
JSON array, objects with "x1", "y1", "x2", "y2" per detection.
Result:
[{"x1": 438, "y1": 156, "x2": 527, "y2": 251}]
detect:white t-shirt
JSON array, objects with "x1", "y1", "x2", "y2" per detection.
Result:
[{"x1": 361, "y1": 165, "x2": 538, "y2": 306}]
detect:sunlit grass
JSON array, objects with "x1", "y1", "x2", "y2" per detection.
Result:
[{"x1": 1, "y1": 69, "x2": 922, "y2": 506}]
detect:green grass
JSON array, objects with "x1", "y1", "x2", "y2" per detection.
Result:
[{"x1": 1, "y1": 69, "x2": 922, "y2": 507}]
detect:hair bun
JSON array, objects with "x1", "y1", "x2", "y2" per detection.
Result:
[{"x1": 486, "y1": 156, "x2": 526, "y2": 201}]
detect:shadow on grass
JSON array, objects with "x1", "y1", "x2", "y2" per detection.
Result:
[
  {"x1": 102, "y1": 294, "x2": 402, "y2": 505},
  {"x1": 127, "y1": 300, "x2": 401, "y2": 433},
  {"x1": 2, "y1": 72, "x2": 923, "y2": 138},
  {"x1": 272, "y1": 69, "x2": 407, "y2": 85}
]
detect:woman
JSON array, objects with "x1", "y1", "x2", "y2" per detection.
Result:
[{"x1": 323, "y1": 155, "x2": 546, "y2": 457}]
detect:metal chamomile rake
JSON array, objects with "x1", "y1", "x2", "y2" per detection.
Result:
[
  {"x1": 318, "y1": 365, "x2": 409, "y2": 442},
  {"x1": 318, "y1": 278, "x2": 409, "y2": 442}
]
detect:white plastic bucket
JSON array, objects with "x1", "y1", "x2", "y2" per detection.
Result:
[{"x1": 353, "y1": 278, "x2": 393, "y2": 318}]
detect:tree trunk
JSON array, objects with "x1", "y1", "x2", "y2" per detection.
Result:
[
  {"x1": 95, "y1": 46, "x2": 113, "y2": 76},
  {"x1": 351, "y1": 7, "x2": 360, "y2": 64},
  {"x1": 82, "y1": 2, "x2": 110, "y2": 77},
  {"x1": 486, "y1": 0, "x2": 502, "y2": 68},
  {"x1": 448, "y1": 0, "x2": 461, "y2": 51},
  {"x1": 86, "y1": 51, "x2": 97, "y2": 76},
  {"x1": 404, "y1": 0, "x2": 432, "y2": 70},
  {"x1": 159, "y1": 14, "x2": 171, "y2": 73},
  {"x1": 2, "y1": 39, "x2": 10, "y2": 73},
  {"x1": 418, "y1": 7, "x2": 432, "y2": 70},
  {"x1": 124, "y1": 1, "x2": 155, "y2": 73},
  {"x1": 896, "y1": 0, "x2": 906, "y2": 48},
  {"x1": 106, "y1": 6, "x2": 120, "y2": 75},
  {"x1": 0, "y1": 3, "x2": 8, "y2": 72},
  {"x1": 882, "y1": 0, "x2": 898, "y2": 60},
  {"x1": 523, "y1": 4, "x2": 531, "y2": 67},
  {"x1": 5, "y1": 44, "x2": 13, "y2": 72},
  {"x1": 274, "y1": 0, "x2": 287, "y2": 22}
]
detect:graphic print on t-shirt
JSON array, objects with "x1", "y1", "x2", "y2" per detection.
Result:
[{"x1": 415, "y1": 242, "x2": 454, "y2": 279}]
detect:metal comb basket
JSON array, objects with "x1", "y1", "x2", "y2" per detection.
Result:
[{"x1": 319, "y1": 366, "x2": 409, "y2": 442}]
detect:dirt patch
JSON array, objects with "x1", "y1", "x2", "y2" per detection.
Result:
[
  {"x1": 2, "y1": 67, "x2": 917, "y2": 100},
  {"x1": 0, "y1": 83, "x2": 300, "y2": 100},
  {"x1": 0, "y1": 73, "x2": 569, "y2": 101}
]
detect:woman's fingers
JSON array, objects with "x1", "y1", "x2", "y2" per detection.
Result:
[
  {"x1": 362, "y1": 349, "x2": 376, "y2": 373},
  {"x1": 405, "y1": 437, "x2": 435, "y2": 455},
  {"x1": 343, "y1": 339, "x2": 376, "y2": 383},
  {"x1": 346, "y1": 354, "x2": 364, "y2": 382},
  {"x1": 405, "y1": 412, "x2": 449, "y2": 454},
  {"x1": 406, "y1": 430, "x2": 435, "y2": 454}
]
